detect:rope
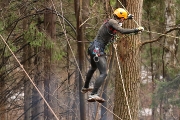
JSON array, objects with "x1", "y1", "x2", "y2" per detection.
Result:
[
  {"x1": 85, "y1": 97, "x2": 123, "y2": 120},
  {"x1": 113, "y1": 43, "x2": 133, "y2": 120},
  {"x1": 0, "y1": 34, "x2": 60, "y2": 120},
  {"x1": 100, "y1": 103, "x2": 123, "y2": 120}
]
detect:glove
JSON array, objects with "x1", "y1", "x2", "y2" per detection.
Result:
[
  {"x1": 134, "y1": 26, "x2": 144, "y2": 33},
  {"x1": 127, "y1": 14, "x2": 134, "y2": 19}
]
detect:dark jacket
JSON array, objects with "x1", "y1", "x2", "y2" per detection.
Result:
[{"x1": 89, "y1": 19, "x2": 136, "y2": 56}]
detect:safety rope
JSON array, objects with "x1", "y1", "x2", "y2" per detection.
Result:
[
  {"x1": 0, "y1": 34, "x2": 60, "y2": 120},
  {"x1": 100, "y1": 102, "x2": 123, "y2": 120}
]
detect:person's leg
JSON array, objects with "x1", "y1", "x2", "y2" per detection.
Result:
[
  {"x1": 83, "y1": 55, "x2": 97, "y2": 88},
  {"x1": 91, "y1": 56, "x2": 107, "y2": 95}
]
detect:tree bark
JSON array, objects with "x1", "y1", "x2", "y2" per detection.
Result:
[
  {"x1": 74, "y1": 0, "x2": 86, "y2": 119},
  {"x1": 164, "y1": 0, "x2": 176, "y2": 67},
  {"x1": 0, "y1": 79, "x2": 6, "y2": 120},
  {"x1": 0, "y1": 1, "x2": 11, "y2": 120},
  {"x1": 101, "y1": 1, "x2": 111, "y2": 120},
  {"x1": 44, "y1": 0, "x2": 57, "y2": 119},
  {"x1": 32, "y1": 48, "x2": 44, "y2": 120},
  {"x1": 22, "y1": 3, "x2": 32, "y2": 120},
  {"x1": 161, "y1": 0, "x2": 176, "y2": 119},
  {"x1": 114, "y1": 0, "x2": 143, "y2": 120},
  {"x1": 23, "y1": 46, "x2": 32, "y2": 120}
]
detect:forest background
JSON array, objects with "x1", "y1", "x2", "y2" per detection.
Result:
[{"x1": 0, "y1": 0, "x2": 180, "y2": 120}]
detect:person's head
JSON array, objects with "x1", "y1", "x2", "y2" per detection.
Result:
[{"x1": 113, "y1": 8, "x2": 128, "y2": 23}]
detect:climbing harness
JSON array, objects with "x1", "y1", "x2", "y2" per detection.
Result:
[
  {"x1": 88, "y1": 40, "x2": 105, "y2": 62},
  {"x1": 93, "y1": 46, "x2": 100, "y2": 62},
  {"x1": 93, "y1": 46, "x2": 100, "y2": 56},
  {"x1": 93, "y1": 50, "x2": 100, "y2": 62}
]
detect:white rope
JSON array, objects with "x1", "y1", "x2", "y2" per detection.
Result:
[
  {"x1": 0, "y1": 34, "x2": 60, "y2": 120},
  {"x1": 100, "y1": 103, "x2": 123, "y2": 120},
  {"x1": 113, "y1": 43, "x2": 133, "y2": 120}
]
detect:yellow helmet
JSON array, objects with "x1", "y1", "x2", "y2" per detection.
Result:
[{"x1": 113, "y1": 8, "x2": 128, "y2": 19}]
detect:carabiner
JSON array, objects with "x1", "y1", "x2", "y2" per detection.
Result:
[{"x1": 93, "y1": 54, "x2": 99, "y2": 62}]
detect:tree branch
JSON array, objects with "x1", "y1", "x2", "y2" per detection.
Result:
[{"x1": 141, "y1": 27, "x2": 180, "y2": 46}]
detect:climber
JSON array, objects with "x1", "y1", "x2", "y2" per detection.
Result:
[{"x1": 81, "y1": 8, "x2": 144, "y2": 103}]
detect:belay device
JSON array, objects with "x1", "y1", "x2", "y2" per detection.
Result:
[{"x1": 93, "y1": 46, "x2": 100, "y2": 62}]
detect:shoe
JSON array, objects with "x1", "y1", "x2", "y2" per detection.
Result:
[
  {"x1": 87, "y1": 94, "x2": 105, "y2": 103},
  {"x1": 81, "y1": 87, "x2": 93, "y2": 93}
]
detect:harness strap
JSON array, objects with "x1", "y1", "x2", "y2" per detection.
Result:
[{"x1": 104, "y1": 19, "x2": 117, "y2": 35}]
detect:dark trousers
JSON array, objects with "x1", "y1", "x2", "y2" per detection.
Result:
[{"x1": 84, "y1": 54, "x2": 107, "y2": 95}]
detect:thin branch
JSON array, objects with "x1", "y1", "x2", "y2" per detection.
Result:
[{"x1": 141, "y1": 27, "x2": 180, "y2": 46}]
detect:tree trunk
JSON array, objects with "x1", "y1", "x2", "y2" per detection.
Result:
[
  {"x1": 114, "y1": 0, "x2": 143, "y2": 120},
  {"x1": 161, "y1": 0, "x2": 176, "y2": 119},
  {"x1": 0, "y1": 79, "x2": 6, "y2": 120},
  {"x1": 31, "y1": 15, "x2": 45, "y2": 120},
  {"x1": 22, "y1": 4, "x2": 32, "y2": 120},
  {"x1": 32, "y1": 47, "x2": 44, "y2": 120},
  {"x1": 44, "y1": 0, "x2": 57, "y2": 119},
  {"x1": 164, "y1": 0, "x2": 176, "y2": 68},
  {"x1": 23, "y1": 46, "x2": 32, "y2": 120},
  {"x1": 101, "y1": 1, "x2": 111, "y2": 120},
  {"x1": 0, "y1": 1, "x2": 11, "y2": 120},
  {"x1": 74, "y1": 0, "x2": 87, "y2": 119},
  {"x1": 144, "y1": 1, "x2": 156, "y2": 119}
]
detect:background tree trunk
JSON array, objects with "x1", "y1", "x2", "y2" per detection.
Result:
[
  {"x1": 114, "y1": 0, "x2": 143, "y2": 120},
  {"x1": 23, "y1": 44, "x2": 32, "y2": 120},
  {"x1": 74, "y1": 0, "x2": 86, "y2": 119},
  {"x1": 0, "y1": 78, "x2": 6, "y2": 120},
  {"x1": 0, "y1": 1, "x2": 10, "y2": 119},
  {"x1": 22, "y1": 3, "x2": 32, "y2": 120},
  {"x1": 44, "y1": 0, "x2": 57, "y2": 119},
  {"x1": 161, "y1": 0, "x2": 177, "y2": 119},
  {"x1": 32, "y1": 47, "x2": 44, "y2": 120},
  {"x1": 164, "y1": 0, "x2": 177, "y2": 68},
  {"x1": 101, "y1": 1, "x2": 112, "y2": 120}
]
